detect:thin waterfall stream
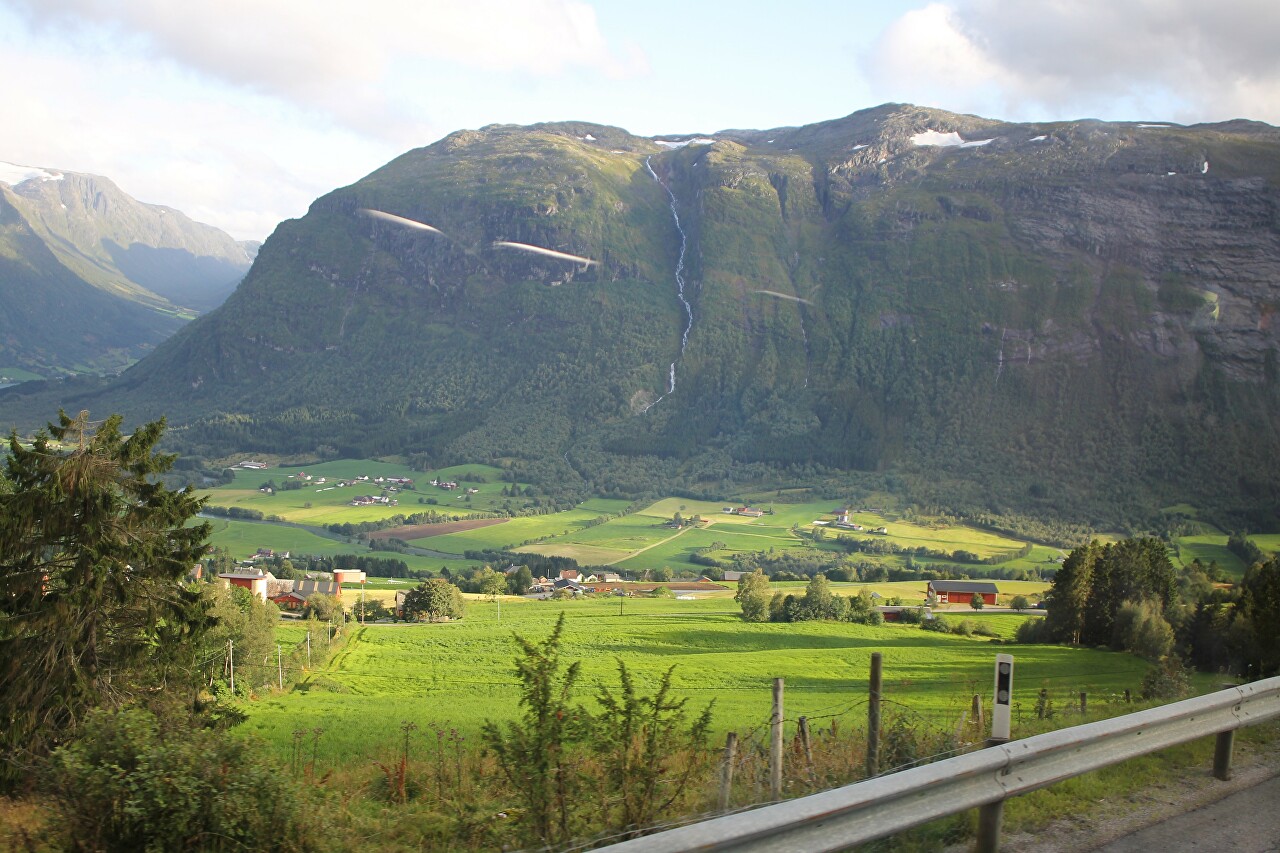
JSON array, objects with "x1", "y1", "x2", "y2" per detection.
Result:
[{"x1": 642, "y1": 155, "x2": 693, "y2": 412}]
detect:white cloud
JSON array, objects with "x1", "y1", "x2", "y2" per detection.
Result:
[
  {"x1": 6, "y1": 0, "x2": 644, "y2": 136},
  {"x1": 864, "y1": 0, "x2": 1280, "y2": 124},
  {"x1": 0, "y1": 40, "x2": 399, "y2": 240},
  {"x1": 0, "y1": 0, "x2": 648, "y2": 240}
]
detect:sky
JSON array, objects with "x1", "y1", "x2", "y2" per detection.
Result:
[{"x1": 2, "y1": 0, "x2": 1278, "y2": 241}]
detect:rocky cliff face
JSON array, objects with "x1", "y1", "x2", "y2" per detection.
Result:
[{"x1": 7, "y1": 106, "x2": 1280, "y2": 523}]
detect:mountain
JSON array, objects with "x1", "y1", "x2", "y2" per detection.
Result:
[
  {"x1": 0, "y1": 162, "x2": 252, "y2": 377},
  {"x1": 5, "y1": 105, "x2": 1280, "y2": 526}
]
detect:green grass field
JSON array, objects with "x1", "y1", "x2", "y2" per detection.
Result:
[
  {"x1": 244, "y1": 595, "x2": 1158, "y2": 769},
  {"x1": 418, "y1": 509, "x2": 607, "y2": 554}
]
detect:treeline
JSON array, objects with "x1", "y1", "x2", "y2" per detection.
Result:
[
  {"x1": 324, "y1": 510, "x2": 485, "y2": 537},
  {"x1": 1028, "y1": 537, "x2": 1280, "y2": 679},
  {"x1": 204, "y1": 505, "x2": 272, "y2": 521},
  {"x1": 461, "y1": 549, "x2": 588, "y2": 577}
]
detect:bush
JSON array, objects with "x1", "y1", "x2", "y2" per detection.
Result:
[
  {"x1": 921, "y1": 616, "x2": 951, "y2": 633},
  {"x1": 1141, "y1": 657, "x2": 1191, "y2": 700},
  {"x1": 897, "y1": 607, "x2": 925, "y2": 624},
  {"x1": 43, "y1": 708, "x2": 312, "y2": 852},
  {"x1": 1015, "y1": 616, "x2": 1052, "y2": 643}
]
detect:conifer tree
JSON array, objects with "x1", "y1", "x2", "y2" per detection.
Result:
[{"x1": 0, "y1": 411, "x2": 210, "y2": 790}]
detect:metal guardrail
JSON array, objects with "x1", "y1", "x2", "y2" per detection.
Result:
[{"x1": 595, "y1": 676, "x2": 1280, "y2": 853}]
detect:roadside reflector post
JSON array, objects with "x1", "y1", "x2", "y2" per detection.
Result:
[
  {"x1": 990, "y1": 654, "x2": 1014, "y2": 746},
  {"x1": 978, "y1": 653, "x2": 1014, "y2": 853}
]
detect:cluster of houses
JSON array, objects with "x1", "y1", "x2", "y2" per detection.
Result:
[
  {"x1": 350, "y1": 494, "x2": 398, "y2": 507},
  {"x1": 430, "y1": 479, "x2": 460, "y2": 490},
  {"x1": 217, "y1": 565, "x2": 366, "y2": 611}
]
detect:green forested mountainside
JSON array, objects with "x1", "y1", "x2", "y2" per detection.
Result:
[
  {"x1": 0, "y1": 166, "x2": 251, "y2": 376},
  {"x1": 3, "y1": 105, "x2": 1279, "y2": 527}
]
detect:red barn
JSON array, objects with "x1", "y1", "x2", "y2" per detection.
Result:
[{"x1": 927, "y1": 580, "x2": 998, "y2": 606}]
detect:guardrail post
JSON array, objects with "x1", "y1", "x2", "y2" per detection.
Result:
[
  {"x1": 867, "y1": 652, "x2": 882, "y2": 777},
  {"x1": 976, "y1": 800, "x2": 1005, "y2": 853},
  {"x1": 771, "y1": 678, "x2": 784, "y2": 800},
  {"x1": 1213, "y1": 730, "x2": 1235, "y2": 781}
]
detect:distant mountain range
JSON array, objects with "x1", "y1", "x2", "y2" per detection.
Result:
[
  {"x1": 0, "y1": 162, "x2": 253, "y2": 378},
  {"x1": 4, "y1": 105, "x2": 1279, "y2": 527}
]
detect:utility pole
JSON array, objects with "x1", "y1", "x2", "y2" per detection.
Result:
[
  {"x1": 277, "y1": 643, "x2": 283, "y2": 690},
  {"x1": 306, "y1": 632, "x2": 311, "y2": 669},
  {"x1": 228, "y1": 639, "x2": 235, "y2": 694}
]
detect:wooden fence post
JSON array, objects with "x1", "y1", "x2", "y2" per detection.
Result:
[
  {"x1": 771, "y1": 678, "x2": 784, "y2": 800},
  {"x1": 971, "y1": 694, "x2": 985, "y2": 735},
  {"x1": 867, "y1": 652, "x2": 882, "y2": 777},
  {"x1": 798, "y1": 716, "x2": 814, "y2": 784},
  {"x1": 1080, "y1": 692, "x2": 1088, "y2": 715},
  {"x1": 718, "y1": 732, "x2": 738, "y2": 812}
]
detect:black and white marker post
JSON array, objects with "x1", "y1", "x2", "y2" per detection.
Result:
[{"x1": 977, "y1": 653, "x2": 1015, "y2": 853}]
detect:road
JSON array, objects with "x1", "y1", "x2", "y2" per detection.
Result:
[{"x1": 1094, "y1": 775, "x2": 1280, "y2": 852}]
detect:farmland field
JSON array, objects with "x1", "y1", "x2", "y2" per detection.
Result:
[
  {"x1": 367, "y1": 518, "x2": 509, "y2": 541},
  {"x1": 245, "y1": 595, "x2": 1166, "y2": 769}
]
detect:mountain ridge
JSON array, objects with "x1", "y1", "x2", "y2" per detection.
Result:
[
  {"x1": 4, "y1": 104, "x2": 1279, "y2": 526},
  {"x1": 0, "y1": 161, "x2": 253, "y2": 375}
]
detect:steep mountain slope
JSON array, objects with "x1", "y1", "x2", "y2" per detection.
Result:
[
  {"x1": 0, "y1": 191, "x2": 185, "y2": 376},
  {"x1": 7, "y1": 106, "x2": 1280, "y2": 524},
  {"x1": 0, "y1": 162, "x2": 252, "y2": 375}
]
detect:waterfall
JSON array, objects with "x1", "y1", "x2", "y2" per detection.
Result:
[{"x1": 642, "y1": 155, "x2": 693, "y2": 412}]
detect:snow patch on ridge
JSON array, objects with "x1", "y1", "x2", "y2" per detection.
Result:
[
  {"x1": 911, "y1": 130, "x2": 994, "y2": 148},
  {"x1": 654, "y1": 138, "x2": 716, "y2": 149},
  {"x1": 0, "y1": 161, "x2": 63, "y2": 186},
  {"x1": 1029, "y1": 135, "x2": 1047, "y2": 142}
]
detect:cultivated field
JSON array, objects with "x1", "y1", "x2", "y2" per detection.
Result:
[{"x1": 367, "y1": 518, "x2": 509, "y2": 541}]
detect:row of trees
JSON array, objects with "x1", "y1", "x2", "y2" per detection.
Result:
[
  {"x1": 1037, "y1": 537, "x2": 1280, "y2": 677},
  {"x1": 734, "y1": 571, "x2": 884, "y2": 624}
]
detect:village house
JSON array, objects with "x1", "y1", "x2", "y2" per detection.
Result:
[
  {"x1": 218, "y1": 568, "x2": 277, "y2": 603},
  {"x1": 271, "y1": 578, "x2": 342, "y2": 611},
  {"x1": 332, "y1": 568, "x2": 366, "y2": 586}
]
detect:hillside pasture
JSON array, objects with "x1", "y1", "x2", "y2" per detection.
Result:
[
  {"x1": 203, "y1": 518, "x2": 483, "y2": 575},
  {"x1": 1174, "y1": 535, "x2": 1247, "y2": 577}
]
